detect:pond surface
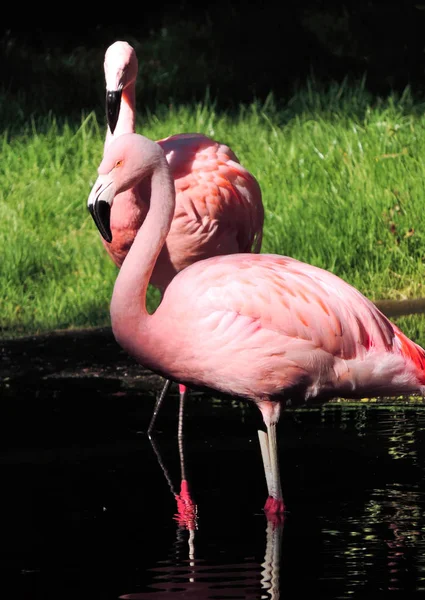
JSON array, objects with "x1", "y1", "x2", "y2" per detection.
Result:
[{"x1": 2, "y1": 329, "x2": 425, "y2": 599}]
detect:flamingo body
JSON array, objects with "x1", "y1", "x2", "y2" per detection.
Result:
[
  {"x1": 102, "y1": 41, "x2": 263, "y2": 292},
  {"x1": 88, "y1": 134, "x2": 425, "y2": 518},
  {"x1": 114, "y1": 252, "x2": 425, "y2": 406},
  {"x1": 105, "y1": 132, "x2": 263, "y2": 291}
]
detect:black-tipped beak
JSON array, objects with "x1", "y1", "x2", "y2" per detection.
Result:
[
  {"x1": 88, "y1": 199, "x2": 112, "y2": 243},
  {"x1": 106, "y1": 89, "x2": 122, "y2": 134},
  {"x1": 87, "y1": 175, "x2": 115, "y2": 243}
]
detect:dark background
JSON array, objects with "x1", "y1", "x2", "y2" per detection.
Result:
[{"x1": 1, "y1": 2, "x2": 425, "y2": 123}]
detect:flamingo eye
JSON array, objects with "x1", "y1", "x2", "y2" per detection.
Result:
[{"x1": 115, "y1": 160, "x2": 123, "y2": 168}]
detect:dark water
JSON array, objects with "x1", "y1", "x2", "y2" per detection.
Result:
[{"x1": 1, "y1": 379, "x2": 425, "y2": 600}]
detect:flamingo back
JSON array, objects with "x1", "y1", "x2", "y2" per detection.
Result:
[{"x1": 148, "y1": 133, "x2": 264, "y2": 290}]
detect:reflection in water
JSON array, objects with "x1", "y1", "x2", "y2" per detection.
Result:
[
  {"x1": 120, "y1": 519, "x2": 283, "y2": 599},
  {"x1": 148, "y1": 433, "x2": 198, "y2": 567},
  {"x1": 379, "y1": 409, "x2": 418, "y2": 461},
  {"x1": 6, "y1": 393, "x2": 425, "y2": 597},
  {"x1": 122, "y1": 406, "x2": 425, "y2": 599},
  {"x1": 318, "y1": 406, "x2": 425, "y2": 597},
  {"x1": 121, "y1": 432, "x2": 284, "y2": 599},
  {"x1": 322, "y1": 484, "x2": 425, "y2": 596},
  {"x1": 261, "y1": 519, "x2": 283, "y2": 599}
]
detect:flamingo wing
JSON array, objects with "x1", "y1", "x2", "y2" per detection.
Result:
[
  {"x1": 173, "y1": 253, "x2": 394, "y2": 357},
  {"x1": 156, "y1": 253, "x2": 425, "y2": 400},
  {"x1": 158, "y1": 133, "x2": 264, "y2": 257}
]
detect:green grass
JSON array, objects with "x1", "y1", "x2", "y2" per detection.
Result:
[{"x1": 2, "y1": 81, "x2": 425, "y2": 345}]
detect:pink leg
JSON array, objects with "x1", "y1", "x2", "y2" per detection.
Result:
[
  {"x1": 148, "y1": 378, "x2": 171, "y2": 437},
  {"x1": 257, "y1": 402, "x2": 285, "y2": 520},
  {"x1": 175, "y1": 386, "x2": 197, "y2": 530},
  {"x1": 148, "y1": 382, "x2": 189, "y2": 439},
  {"x1": 178, "y1": 384, "x2": 188, "y2": 473}
]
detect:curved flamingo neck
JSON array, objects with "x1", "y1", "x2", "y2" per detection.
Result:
[
  {"x1": 110, "y1": 156, "x2": 175, "y2": 352},
  {"x1": 104, "y1": 84, "x2": 137, "y2": 150}
]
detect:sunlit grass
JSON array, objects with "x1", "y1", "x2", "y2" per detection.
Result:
[{"x1": 1, "y1": 81, "x2": 425, "y2": 345}]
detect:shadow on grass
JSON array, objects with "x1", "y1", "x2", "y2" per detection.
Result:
[{"x1": 0, "y1": 326, "x2": 164, "y2": 400}]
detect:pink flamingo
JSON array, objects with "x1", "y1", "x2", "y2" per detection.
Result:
[
  {"x1": 101, "y1": 41, "x2": 264, "y2": 436},
  {"x1": 87, "y1": 132, "x2": 425, "y2": 517}
]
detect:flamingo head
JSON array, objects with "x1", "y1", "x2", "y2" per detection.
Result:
[
  {"x1": 104, "y1": 41, "x2": 138, "y2": 134},
  {"x1": 87, "y1": 133, "x2": 166, "y2": 243}
]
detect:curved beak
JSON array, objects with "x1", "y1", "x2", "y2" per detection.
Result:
[
  {"x1": 87, "y1": 174, "x2": 116, "y2": 243},
  {"x1": 106, "y1": 89, "x2": 122, "y2": 134}
]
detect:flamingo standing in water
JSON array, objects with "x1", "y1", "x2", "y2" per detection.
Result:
[
  {"x1": 87, "y1": 132, "x2": 425, "y2": 517},
  {"x1": 100, "y1": 41, "x2": 264, "y2": 437}
]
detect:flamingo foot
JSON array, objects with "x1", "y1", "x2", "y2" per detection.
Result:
[
  {"x1": 174, "y1": 479, "x2": 198, "y2": 530},
  {"x1": 264, "y1": 496, "x2": 286, "y2": 525},
  {"x1": 264, "y1": 495, "x2": 285, "y2": 514}
]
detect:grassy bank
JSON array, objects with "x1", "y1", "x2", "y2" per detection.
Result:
[{"x1": 1, "y1": 82, "x2": 425, "y2": 344}]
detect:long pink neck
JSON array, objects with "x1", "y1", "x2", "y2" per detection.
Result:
[
  {"x1": 110, "y1": 157, "x2": 175, "y2": 350},
  {"x1": 104, "y1": 84, "x2": 136, "y2": 151}
]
